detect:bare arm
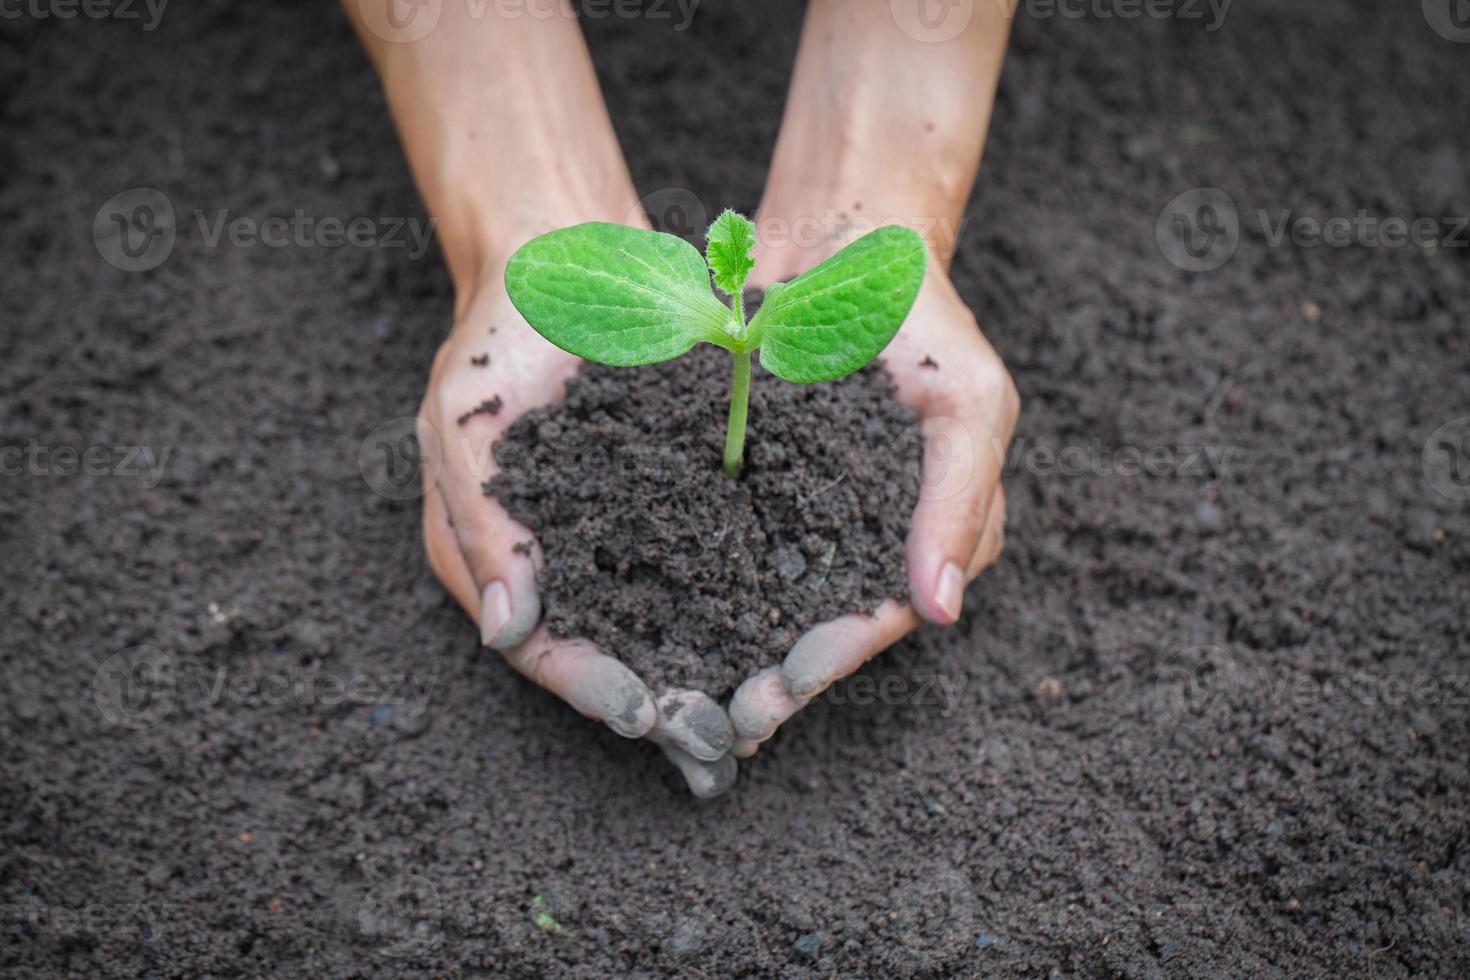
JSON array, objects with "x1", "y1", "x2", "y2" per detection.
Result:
[
  {"x1": 343, "y1": 2, "x2": 738, "y2": 796},
  {"x1": 754, "y1": 0, "x2": 1012, "y2": 275},
  {"x1": 343, "y1": 0, "x2": 642, "y2": 301},
  {"x1": 732, "y1": 0, "x2": 1020, "y2": 755}
]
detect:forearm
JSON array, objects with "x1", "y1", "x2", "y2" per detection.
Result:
[
  {"x1": 756, "y1": 0, "x2": 1011, "y2": 273},
  {"x1": 343, "y1": 0, "x2": 641, "y2": 302}
]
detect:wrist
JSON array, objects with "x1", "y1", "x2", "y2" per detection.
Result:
[
  {"x1": 440, "y1": 172, "x2": 645, "y2": 321},
  {"x1": 751, "y1": 178, "x2": 963, "y2": 288},
  {"x1": 753, "y1": 130, "x2": 974, "y2": 282}
]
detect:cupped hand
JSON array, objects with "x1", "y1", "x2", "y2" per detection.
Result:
[
  {"x1": 728, "y1": 260, "x2": 1019, "y2": 757},
  {"x1": 418, "y1": 281, "x2": 738, "y2": 797}
]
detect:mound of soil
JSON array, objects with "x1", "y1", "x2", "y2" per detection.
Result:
[{"x1": 489, "y1": 347, "x2": 919, "y2": 697}]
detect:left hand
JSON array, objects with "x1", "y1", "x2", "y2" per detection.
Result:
[{"x1": 727, "y1": 256, "x2": 1019, "y2": 756}]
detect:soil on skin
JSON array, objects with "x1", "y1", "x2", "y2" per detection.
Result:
[
  {"x1": 3, "y1": 0, "x2": 1469, "y2": 977},
  {"x1": 489, "y1": 348, "x2": 919, "y2": 698}
]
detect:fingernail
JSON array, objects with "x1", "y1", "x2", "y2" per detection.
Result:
[
  {"x1": 935, "y1": 561, "x2": 964, "y2": 622},
  {"x1": 479, "y1": 580, "x2": 510, "y2": 647}
]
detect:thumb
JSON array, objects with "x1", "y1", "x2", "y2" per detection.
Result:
[
  {"x1": 421, "y1": 413, "x2": 541, "y2": 652},
  {"x1": 905, "y1": 368, "x2": 1017, "y2": 624}
]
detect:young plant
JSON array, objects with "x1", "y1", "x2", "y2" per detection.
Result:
[{"x1": 504, "y1": 210, "x2": 926, "y2": 477}]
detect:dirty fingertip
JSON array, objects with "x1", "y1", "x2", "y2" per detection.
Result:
[
  {"x1": 729, "y1": 666, "x2": 793, "y2": 740},
  {"x1": 659, "y1": 744, "x2": 737, "y2": 799},
  {"x1": 604, "y1": 675, "x2": 656, "y2": 739},
  {"x1": 687, "y1": 697, "x2": 735, "y2": 758},
  {"x1": 485, "y1": 583, "x2": 541, "y2": 653},
  {"x1": 781, "y1": 621, "x2": 860, "y2": 700}
]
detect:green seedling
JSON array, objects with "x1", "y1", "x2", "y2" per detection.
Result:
[{"x1": 505, "y1": 210, "x2": 926, "y2": 477}]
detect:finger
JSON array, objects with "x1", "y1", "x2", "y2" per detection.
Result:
[
  {"x1": 728, "y1": 666, "x2": 803, "y2": 749},
  {"x1": 731, "y1": 738, "x2": 762, "y2": 759},
  {"x1": 905, "y1": 365, "x2": 1019, "y2": 626},
  {"x1": 967, "y1": 484, "x2": 1007, "y2": 576},
  {"x1": 422, "y1": 486, "x2": 479, "y2": 616},
  {"x1": 499, "y1": 628, "x2": 657, "y2": 739},
  {"x1": 779, "y1": 598, "x2": 920, "y2": 702},
  {"x1": 655, "y1": 742, "x2": 737, "y2": 799},
  {"x1": 731, "y1": 493, "x2": 1006, "y2": 762},
  {"x1": 428, "y1": 411, "x2": 541, "y2": 653},
  {"x1": 729, "y1": 600, "x2": 915, "y2": 759},
  {"x1": 653, "y1": 690, "x2": 735, "y2": 762}
]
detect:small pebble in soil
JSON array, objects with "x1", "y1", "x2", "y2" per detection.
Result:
[
  {"x1": 1034, "y1": 676, "x2": 1064, "y2": 705},
  {"x1": 1196, "y1": 499, "x2": 1224, "y2": 531},
  {"x1": 976, "y1": 933, "x2": 1002, "y2": 949},
  {"x1": 774, "y1": 546, "x2": 807, "y2": 582},
  {"x1": 668, "y1": 919, "x2": 706, "y2": 956},
  {"x1": 794, "y1": 932, "x2": 823, "y2": 958}
]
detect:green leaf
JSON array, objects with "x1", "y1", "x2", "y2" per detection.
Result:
[
  {"x1": 505, "y1": 222, "x2": 737, "y2": 365},
  {"x1": 748, "y1": 226, "x2": 927, "y2": 384},
  {"x1": 705, "y1": 210, "x2": 757, "y2": 298}
]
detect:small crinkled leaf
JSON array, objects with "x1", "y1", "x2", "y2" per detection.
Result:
[
  {"x1": 749, "y1": 226, "x2": 927, "y2": 383},
  {"x1": 705, "y1": 210, "x2": 757, "y2": 298},
  {"x1": 505, "y1": 222, "x2": 736, "y2": 365}
]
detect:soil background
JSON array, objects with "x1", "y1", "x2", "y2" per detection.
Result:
[{"x1": 3, "y1": 0, "x2": 1469, "y2": 976}]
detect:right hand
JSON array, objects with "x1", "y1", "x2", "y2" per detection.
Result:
[{"x1": 418, "y1": 280, "x2": 738, "y2": 798}]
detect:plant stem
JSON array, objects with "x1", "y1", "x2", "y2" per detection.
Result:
[{"x1": 723, "y1": 349, "x2": 751, "y2": 478}]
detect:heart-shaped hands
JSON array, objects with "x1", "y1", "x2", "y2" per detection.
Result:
[{"x1": 417, "y1": 262, "x2": 1016, "y2": 794}]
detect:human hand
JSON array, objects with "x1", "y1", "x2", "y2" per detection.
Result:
[
  {"x1": 728, "y1": 258, "x2": 1018, "y2": 756},
  {"x1": 418, "y1": 281, "x2": 738, "y2": 797}
]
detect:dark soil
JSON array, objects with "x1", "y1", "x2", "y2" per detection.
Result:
[
  {"x1": 3, "y1": 0, "x2": 1469, "y2": 977},
  {"x1": 490, "y1": 348, "x2": 918, "y2": 698}
]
